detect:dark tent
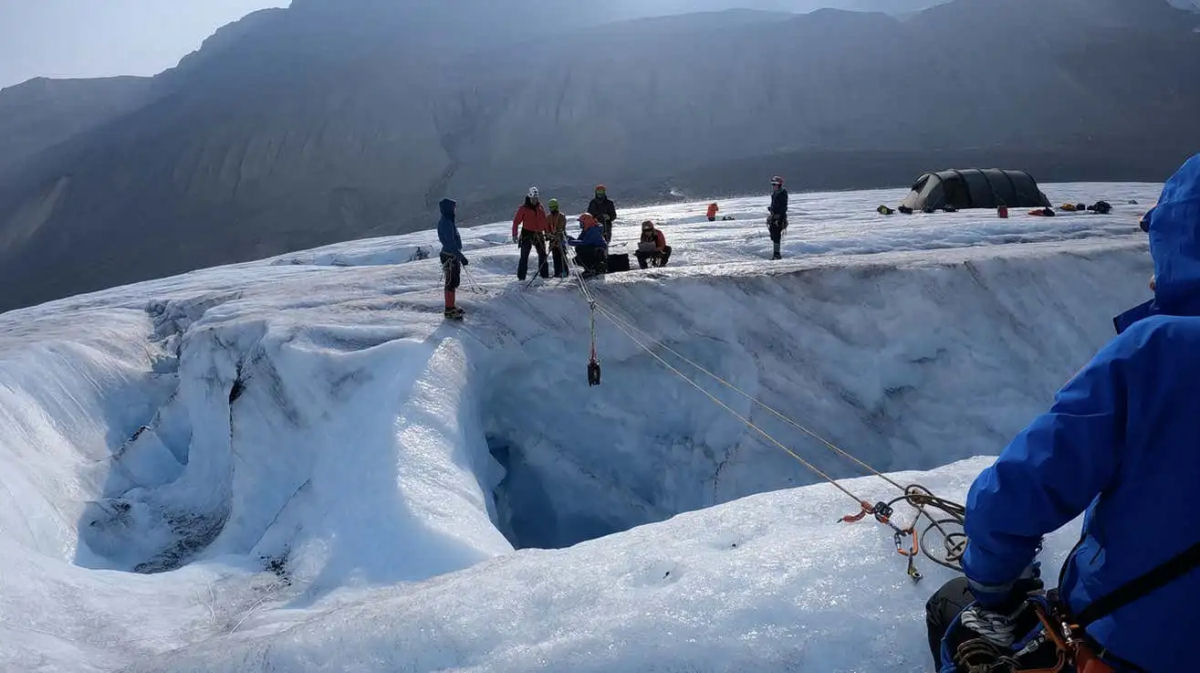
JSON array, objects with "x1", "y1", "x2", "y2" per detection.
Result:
[{"x1": 899, "y1": 169, "x2": 1050, "y2": 211}]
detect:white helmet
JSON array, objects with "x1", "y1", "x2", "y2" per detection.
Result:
[{"x1": 528, "y1": 186, "x2": 540, "y2": 199}]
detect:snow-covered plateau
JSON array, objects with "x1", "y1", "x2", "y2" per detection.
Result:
[{"x1": 0, "y1": 183, "x2": 1160, "y2": 672}]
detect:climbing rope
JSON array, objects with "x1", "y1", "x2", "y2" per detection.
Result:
[
  {"x1": 594, "y1": 303, "x2": 967, "y2": 571},
  {"x1": 566, "y1": 252, "x2": 603, "y2": 386},
  {"x1": 569, "y1": 293, "x2": 967, "y2": 579}
]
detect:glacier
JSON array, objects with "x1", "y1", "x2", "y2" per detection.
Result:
[{"x1": 0, "y1": 183, "x2": 1159, "y2": 672}]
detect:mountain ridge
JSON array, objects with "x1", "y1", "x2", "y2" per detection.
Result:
[{"x1": 0, "y1": 0, "x2": 1196, "y2": 312}]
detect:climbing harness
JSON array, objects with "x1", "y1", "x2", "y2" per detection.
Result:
[
  {"x1": 1028, "y1": 597, "x2": 1110, "y2": 673},
  {"x1": 573, "y1": 293, "x2": 966, "y2": 581},
  {"x1": 1024, "y1": 537, "x2": 1200, "y2": 673}
]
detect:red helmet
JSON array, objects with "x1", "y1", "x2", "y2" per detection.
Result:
[
  {"x1": 595, "y1": 184, "x2": 607, "y2": 193},
  {"x1": 771, "y1": 176, "x2": 784, "y2": 187}
]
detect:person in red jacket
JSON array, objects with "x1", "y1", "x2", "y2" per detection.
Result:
[
  {"x1": 707, "y1": 203, "x2": 719, "y2": 222},
  {"x1": 635, "y1": 220, "x2": 672, "y2": 269},
  {"x1": 512, "y1": 187, "x2": 550, "y2": 281}
]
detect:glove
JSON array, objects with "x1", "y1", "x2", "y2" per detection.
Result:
[
  {"x1": 968, "y1": 565, "x2": 1043, "y2": 611},
  {"x1": 961, "y1": 570, "x2": 1044, "y2": 648},
  {"x1": 459, "y1": 255, "x2": 469, "y2": 266},
  {"x1": 513, "y1": 235, "x2": 520, "y2": 245},
  {"x1": 959, "y1": 604, "x2": 1023, "y2": 649}
]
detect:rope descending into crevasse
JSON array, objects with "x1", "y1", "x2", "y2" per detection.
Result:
[{"x1": 565, "y1": 275, "x2": 966, "y2": 579}]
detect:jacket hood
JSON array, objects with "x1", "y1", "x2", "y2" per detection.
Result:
[
  {"x1": 1147, "y1": 154, "x2": 1200, "y2": 315},
  {"x1": 439, "y1": 198, "x2": 456, "y2": 219}
]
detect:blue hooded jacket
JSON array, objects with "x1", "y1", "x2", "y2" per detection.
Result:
[
  {"x1": 956, "y1": 154, "x2": 1200, "y2": 672},
  {"x1": 568, "y1": 223, "x2": 607, "y2": 249},
  {"x1": 437, "y1": 198, "x2": 465, "y2": 262}
]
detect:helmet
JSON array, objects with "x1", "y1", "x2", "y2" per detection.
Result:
[
  {"x1": 641, "y1": 220, "x2": 654, "y2": 231},
  {"x1": 548, "y1": 198, "x2": 559, "y2": 210},
  {"x1": 528, "y1": 186, "x2": 540, "y2": 199},
  {"x1": 595, "y1": 184, "x2": 606, "y2": 194},
  {"x1": 771, "y1": 176, "x2": 784, "y2": 187},
  {"x1": 580, "y1": 213, "x2": 597, "y2": 228}
]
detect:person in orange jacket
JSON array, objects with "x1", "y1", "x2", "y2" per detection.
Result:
[
  {"x1": 707, "y1": 203, "x2": 719, "y2": 222},
  {"x1": 635, "y1": 220, "x2": 672, "y2": 269},
  {"x1": 512, "y1": 187, "x2": 550, "y2": 281}
]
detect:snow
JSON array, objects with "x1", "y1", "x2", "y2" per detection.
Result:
[{"x1": 0, "y1": 183, "x2": 1159, "y2": 672}]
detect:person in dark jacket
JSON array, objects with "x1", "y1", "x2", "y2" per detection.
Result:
[
  {"x1": 437, "y1": 198, "x2": 468, "y2": 319},
  {"x1": 768, "y1": 175, "x2": 788, "y2": 260},
  {"x1": 927, "y1": 153, "x2": 1200, "y2": 673},
  {"x1": 547, "y1": 198, "x2": 569, "y2": 278},
  {"x1": 512, "y1": 187, "x2": 550, "y2": 281},
  {"x1": 635, "y1": 220, "x2": 672, "y2": 269},
  {"x1": 587, "y1": 184, "x2": 618, "y2": 244},
  {"x1": 568, "y1": 213, "x2": 608, "y2": 275}
]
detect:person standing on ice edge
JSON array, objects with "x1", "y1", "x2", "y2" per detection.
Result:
[
  {"x1": 587, "y1": 185, "x2": 618, "y2": 244},
  {"x1": 547, "y1": 198, "x2": 569, "y2": 278},
  {"x1": 926, "y1": 153, "x2": 1200, "y2": 673},
  {"x1": 512, "y1": 187, "x2": 550, "y2": 281},
  {"x1": 437, "y1": 198, "x2": 468, "y2": 320},
  {"x1": 768, "y1": 176, "x2": 788, "y2": 260}
]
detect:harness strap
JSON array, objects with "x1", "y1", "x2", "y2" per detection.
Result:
[{"x1": 1076, "y1": 538, "x2": 1200, "y2": 627}]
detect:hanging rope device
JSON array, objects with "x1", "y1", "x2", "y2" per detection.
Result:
[{"x1": 566, "y1": 266, "x2": 967, "y2": 581}]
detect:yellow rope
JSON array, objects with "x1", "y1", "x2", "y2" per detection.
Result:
[
  {"x1": 597, "y1": 303, "x2": 908, "y2": 492},
  {"x1": 595, "y1": 304, "x2": 869, "y2": 506}
]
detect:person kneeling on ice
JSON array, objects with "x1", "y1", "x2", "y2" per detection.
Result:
[
  {"x1": 547, "y1": 198, "x2": 569, "y2": 278},
  {"x1": 567, "y1": 213, "x2": 607, "y2": 276},
  {"x1": 635, "y1": 220, "x2": 672, "y2": 269},
  {"x1": 437, "y1": 198, "x2": 468, "y2": 320},
  {"x1": 512, "y1": 187, "x2": 551, "y2": 281},
  {"x1": 707, "y1": 202, "x2": 720, "y2": 222},
  {"x1": 926, "y1": 153, "x2": 1200, "y2": 673}
]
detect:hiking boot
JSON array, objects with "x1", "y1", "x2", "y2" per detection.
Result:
[{"x1": 444, "y1": 307, "x2": 465, "y2": 320}]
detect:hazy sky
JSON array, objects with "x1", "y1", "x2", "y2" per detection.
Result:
[{"x1": 0, "y1": 0, "x2": 286, "y2": 89}]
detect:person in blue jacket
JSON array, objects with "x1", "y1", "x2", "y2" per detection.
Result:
[
  {"x1": 437, "y1": 198, "x2": 468, "y2": 319},
  {"x1": 568, "y1": 212, "x2": 608, "y2": 276},
  {"x1": 927, "y1": 153, "x2": 1200, "y2": 673},
  {"x1": 768, "y1": 175, "x2": 788, "y2": 260}
]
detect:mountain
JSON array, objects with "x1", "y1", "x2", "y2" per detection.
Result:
[
  {"x1": 0, "y1": 0, "x2": 1196, "y2": 312},
  {"x1": 0, "y1": 76, "x2": 155, "y2": 177}
]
